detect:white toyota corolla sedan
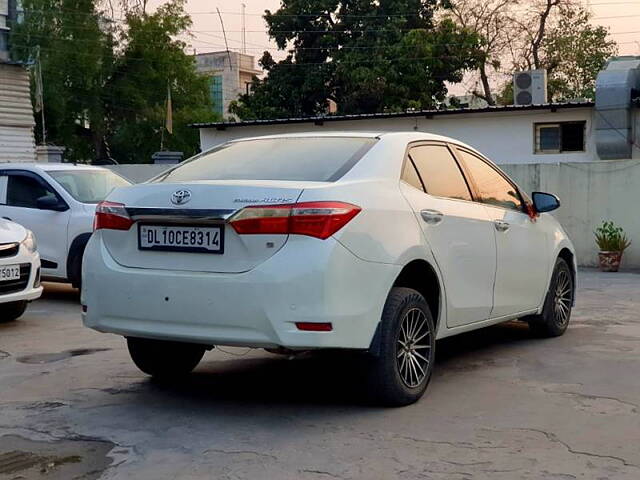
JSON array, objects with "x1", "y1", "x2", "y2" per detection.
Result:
[
  {"x1": 0, "y1": 219, "x2": 42, "y2": 321},
  {"x1": 82, "y1": 132, "x2": 576, "y2": 406}
]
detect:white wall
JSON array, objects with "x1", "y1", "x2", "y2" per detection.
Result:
[
  {"x1": 105, "y1": 164, "x2": 168, "y2": 183},
  {"x1": 199, "y1": 107, "x2": 640, "y2": 166},
  {"x1": 502, "y1": 160, "x2": 640, "y2": 269}
]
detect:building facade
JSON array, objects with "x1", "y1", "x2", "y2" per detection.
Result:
[
  {"x1": 195, "y1": 51, "x2": 261, "y2": 119},
  {"x1": 0, "y1": 0, "x2": 36, "y2": 162}
]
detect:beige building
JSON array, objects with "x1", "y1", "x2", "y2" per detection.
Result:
[{"x1": 195, "y1": 51, "x2": 261, "y2": 119}]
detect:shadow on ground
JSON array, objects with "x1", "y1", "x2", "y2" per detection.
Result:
[{"x1": 128, "y1": 321, "x2": 538, "y2": 409}]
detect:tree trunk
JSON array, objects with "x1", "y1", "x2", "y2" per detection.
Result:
[{"x1": 479, "y1": 63, "x2": 495, "y2": 105}]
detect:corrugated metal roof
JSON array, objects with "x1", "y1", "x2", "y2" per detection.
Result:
[
  {"x1": 190, "y1": 101, "x2": 595, "y2": 130},
  {"x1": 0, "y1": 64, "x2": 36, "y2": 162}
]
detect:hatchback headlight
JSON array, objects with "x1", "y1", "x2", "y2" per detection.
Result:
[{"x1": 21, "y1": 230, "x2": 37, "y2": 253}]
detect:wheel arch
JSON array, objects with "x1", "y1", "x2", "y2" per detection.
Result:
[
  {"x1": 67, "y1": 232, "x2": 92, "y2": 287},
  {"x1": 369, "y1": 258, "x2": 443, "y2": 356},
  {"x1": 391, "y1": 259, "x2": 442, "y2": 330}
]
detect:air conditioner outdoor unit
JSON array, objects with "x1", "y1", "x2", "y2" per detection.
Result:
[{"x1": 513, "y1": 69, "x2": 548, "y2": 105}]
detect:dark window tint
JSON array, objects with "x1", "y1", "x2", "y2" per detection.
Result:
[
  {"x1": 153, "y1": 137, "x2": 377, "y2": 183},
  {"x1": 401, "y1": 158, "x2": 424, "y2": 191},
  {"x1": 5, "y1": 175, "x2": 57, "y2": 208},
  {"x1": 457, "y1": 150, "x2": 523, "y2": 211},
  {"x1": 409, "y1": 145, "x2": 472, "y2": 201},
  {"x1": 535, "y1": 122, "x2": 585, "y2": 153}
]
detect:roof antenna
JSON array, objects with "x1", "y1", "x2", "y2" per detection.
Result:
[{"x1": 217, "y1": 7, "x2": 233, "y2": 70}]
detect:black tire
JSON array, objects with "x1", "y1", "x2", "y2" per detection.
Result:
[
  {"x1": 0, "y1": 301, "x2": 28, "y2": 322},
  {"x1": 69, "y1": 250, "x2": 84, "y2": 290},
  {"x1": 367, "y1": 287, "x2": 436, "y2": 407},
  {"x1": 526, "y1": 258, "x2": 574, "y2": 338},
  {"x1": 127, "y1": 337, "x2": 205, "y2": 378}
]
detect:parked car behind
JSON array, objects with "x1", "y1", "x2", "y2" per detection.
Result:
[
  {"x1": 0, "y1": 164, "x2": 131, "y2": 288},
  {"x1": 0, "y1": 218, "x2": 42, "y2": 321},
  {"x1": 82, "y1": 132, "x2": 576, "y2": 406}
]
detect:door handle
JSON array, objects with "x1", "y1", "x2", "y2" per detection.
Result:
[
  {"x1": 420, "y1": 209, "x2": 444, "y2": 225},
  {"x1": 494, "y1": 220, "x2": 510, "y2": 232}
]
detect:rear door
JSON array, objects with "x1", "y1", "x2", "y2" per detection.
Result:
[
  {"x1": 0, "y1": 170, "x2": 71, "y2": 278},
  {"x1": 399, "y1": 143, "x2": 496, "y2": 327},
  {"x1": 454, "y1": 147, "x2": 549, "y2": 317}
]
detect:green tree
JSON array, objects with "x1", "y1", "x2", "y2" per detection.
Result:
[
  {"x1": 107, "y1": 0, "x2": 214, "y2": 163},
  {"x1": 542, "y1": 5, "x2": 617, "y2": 100},
  {"x1": 11, "y1": 0, "x2": 116, "y2": 160},
  {"x1": 231, "y1": 0, "x2": 482, "y2": 119},
  {"x1": 11, "y1": 0, "x2": 217, "y2": 163}
]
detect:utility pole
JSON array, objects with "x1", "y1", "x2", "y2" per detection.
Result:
[{"x1": 241, "y1": 3, "x2": 247, "y2": 54}]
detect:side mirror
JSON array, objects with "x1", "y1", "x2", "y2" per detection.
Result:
[
  {"x1": 37, "y1": 195, "x2": 68, "y2": 212},
  {"x1": 532, "y1": 192, "x2": 560, "y2": 213}
]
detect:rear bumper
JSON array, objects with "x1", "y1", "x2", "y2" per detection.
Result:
[{"x1": 81, "y1": 234, "x2": 400, "y2": 349}]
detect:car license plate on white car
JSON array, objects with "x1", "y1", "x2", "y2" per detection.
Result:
[
  {"x1": 138, "y1": 225, "x2": 224, "y2": 254},
  {"x1": 0, "y1": 265, "x2": 20, "y2": 282}
]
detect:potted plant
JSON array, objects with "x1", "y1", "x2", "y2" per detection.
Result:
[{"x1": 594, "y1": 221, "x2": 631, "y2": 272}]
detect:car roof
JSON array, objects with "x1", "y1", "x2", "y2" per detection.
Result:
[
  {"x1": 0, "y1": 162, "x2": 110, "y2": 173},
  {"x1": 227, "y1": 131, "x2": 478, "y2": 151}
]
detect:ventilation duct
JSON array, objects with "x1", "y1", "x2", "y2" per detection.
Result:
[{"x1": 594, "y1": 56, "x2": 640, "y2": 160}]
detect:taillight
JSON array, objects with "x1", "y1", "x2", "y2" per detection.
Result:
[
  {"x1": 229, "y1": 201, "x2": 361, "y2": 240},
  {"x1": 296, "y1": 322, "x2": 333, "y2": 332},
  {"x1": 94, "y1": 201, "x2": 133, "y2": 231}
]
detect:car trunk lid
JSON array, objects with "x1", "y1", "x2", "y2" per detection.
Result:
[{"x1": 99, "y1": 180, "x2": 313, "y2": 273}]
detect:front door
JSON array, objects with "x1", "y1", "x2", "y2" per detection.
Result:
[
  {"x1": 0, "y1": 171, "x2": 71, "y2": 279},
  {"x1": 454, "y1": 148, "x2": 550, "y2": 317},
  {"x1": 399, "y1": 143, "x2": 497, "y2": 327}
]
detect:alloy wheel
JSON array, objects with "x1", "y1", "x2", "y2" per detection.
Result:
[
  {"x1": 554, "y1": 269, "x2": 573, "y2": 327},
  {"x1": 396, "y1": 308, "x2": 432, "y2": 388}
]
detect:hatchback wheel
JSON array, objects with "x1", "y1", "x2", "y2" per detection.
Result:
[
  {"x1": 0, "y1": 301, "x2": 28, "y2": 322},
  {"x1": 127, "y1": 337, "x2": 206, "y2": 378},
  {"x1": 527, "y1": 258, "x2": 574, "y2": 337},
  {"x1": 367, "y1": 287, "x2": 436, "y2": 406}
]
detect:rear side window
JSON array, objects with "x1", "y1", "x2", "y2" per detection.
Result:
[
  {"x1": 408, "y1": 145, "x2": 472, "y2": 201},
  {"x1": 153, "y1": 137, "x2": 377, "y2": 183}
]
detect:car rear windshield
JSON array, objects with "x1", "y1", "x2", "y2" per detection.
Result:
[
  {"x1": 152, "y1": 137, "x2": 377, "y2": 183},
  {"x1": 48, "y1": 170, "x2": 131, "y2": 204}
]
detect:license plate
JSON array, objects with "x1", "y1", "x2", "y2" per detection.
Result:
[
  {"x1": 138, "y1": 225, "x2": 224, "y2": 254},
  {"x1": 0, "y1": 265, "x2": 20, "y2": 282}
]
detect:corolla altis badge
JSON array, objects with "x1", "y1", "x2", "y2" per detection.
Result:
[{"x1": 171, "y1": 189, "x2": 192, "y2": 205}]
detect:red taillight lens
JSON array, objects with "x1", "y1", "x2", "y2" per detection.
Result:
[
  {"x1": 296, "y1": 322, "x2": 333, "y2": 332},
  {"x1": 94, "y1": 201, "x2": 133, "y2": 231},
  {"x1": 229, "y1": 201, "x2": 361, "y2": 240}
]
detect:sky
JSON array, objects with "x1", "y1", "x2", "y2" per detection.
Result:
[{"x1": 149, "y1": 0, "x2": 640, "y2": 95}]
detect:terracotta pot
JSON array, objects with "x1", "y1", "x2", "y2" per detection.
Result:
[{"x1": 598, "y1": 251, "x2": 623, "y2": 272}]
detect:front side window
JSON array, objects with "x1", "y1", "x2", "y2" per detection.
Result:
[
  {"x1": 3, "y1": 174, "x2": 57, "y2": 209},
  {"x1": 535, "y1": 122, "x2": 585, "y2": 153},
  {"x1": 153, "y1": 137, "x2": 377, "y2": 183},
  {"x1": 408, "y1": 145, "x2": 472, "y2": 201},
  {"x1": 457, "y1": 150, "x2": 523, "y2": 211},
  {"x1": 48, "y1": 170, "x2": 131, "y2": 204}
]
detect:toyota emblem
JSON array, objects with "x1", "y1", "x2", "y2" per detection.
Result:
[{"x1": 171, "y1": 189, "x2": 192, "y2": 205}]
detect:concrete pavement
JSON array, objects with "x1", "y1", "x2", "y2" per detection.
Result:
[{"x1": 1, "y1": 270, "x2": 639, "y2": 479}]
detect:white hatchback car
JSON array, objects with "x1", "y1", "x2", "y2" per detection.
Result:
[
  {"x1": 0, "y1": 164, "x2": 131, "y2": 287},
  {"x1": 82, "y1": 132, "x2": 576, "y2": 405},
  {"x1": 0, "y1": 218, "x2": 42, "y2": 321}
]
